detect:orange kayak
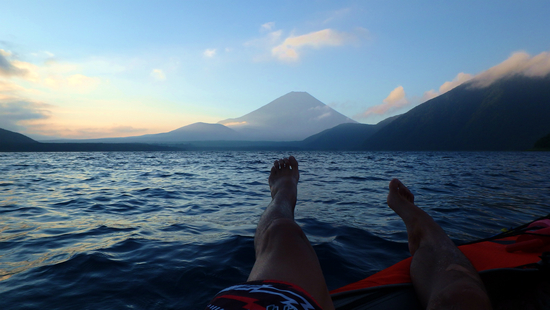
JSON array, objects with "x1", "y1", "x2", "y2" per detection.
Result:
[{"x1": 331, "y1": 214, "x2": 550, "y2": 309}]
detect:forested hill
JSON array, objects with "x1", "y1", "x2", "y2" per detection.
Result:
[{"x1": 363, "y1": 75, "x2": 550, "y2": 151}]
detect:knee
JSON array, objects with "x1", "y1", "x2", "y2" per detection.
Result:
[{"x1": 255, "y1": 218, "x2": 308, "y2": 254}]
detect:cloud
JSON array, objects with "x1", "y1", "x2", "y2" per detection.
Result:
[
  {"x1": 1, "y1": 51, "x2": 102, "y2": 92},
  {"x1": 354, "y1": 50, "x2": 550, "y2": 123},
  {"x1": 0, "y1": 49, "x2": 28, "y2": 77},
  {"x1": 422, "y1": 72, "x2": 474, "y2": 101},
  {"x1": 203, "y1": 48, "x2": 216, "y2": 58},
  {"x1": 470, "y1": 51, "x2": 550, "y2": 87},
  {"x1": 246, "y1": 24, "x2": 363, "y2": 62},
  {"x1": 0, "y1": 99, "x2": 52, "y2": 132},
  {"x1": 271, "y1": 29, "x2": 352, "y2": 61},
  {"x1": 314, "y1": 112, "x2": 332, "y2": 120},
  {"x1": 261, "y1": 22, "x2": 275, "y2": 32},
  {"x1": 61, "y1": 125, "x2": 148, "y2": 139},
  {"x1": 150, "y1": 69, "x2": 166, "y2": 81},
  {"x1": 0, "y1": 80, "x2": 27, "y2": 100},
  {"x1": 223, "y1": 121, "x2": 247, "y2": 127},
  {"x1": 422, "y1": 51, "x2": 550, "y2": 101},
  {"x1": 30, "y1": 51, "x2": 55, "y2": 58},
  {"x1": 24, "y1": 124, "x2": 150, "y2": 140},
  {"x1": 355, "y1": 86, "x2": 409, "y2": 119}
]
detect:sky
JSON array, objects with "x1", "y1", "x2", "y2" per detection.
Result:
[{"x1": 1, "y1": 0, "x2": 550, "y2": 139}]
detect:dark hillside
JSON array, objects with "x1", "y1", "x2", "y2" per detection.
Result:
[
  {"x1": 0, "y1": 128, "x2": 38, "y2": 144},
  {"x1": 533, "y1": 133, "x2": 550, "y2": 150},
  {"x1": 301, "y1": 115, "x2": 400, "y2": 150},
  {"x1": 364, "y1": 75, "x2": 550, "y2": 151},
  {"x1": 302, "y1": 123, "x2": 378, "y2": 150}
]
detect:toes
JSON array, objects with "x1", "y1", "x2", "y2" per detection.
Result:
[
  {"x1": 289, "y1": 156, "x2": 298, "y2": 169},
  {"x1": 389, "y1": 178, "x2": 415, "y2": 203},
  {"x1": 389, "y1": 178, "x2": 400, "y2": 193},
  {"x1": 273, "y1": 156, "x2": 298, "y2": 171},
  {"x1": 282, "y1": 158, "x2": 289, "y2": 168},
  {"x1": 398, "y1": 183, "x2": 414, "y2": 203}
]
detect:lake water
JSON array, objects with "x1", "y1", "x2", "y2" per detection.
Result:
[{"x1": 1, "y1": 151, "x2": 549, "y2": 309}]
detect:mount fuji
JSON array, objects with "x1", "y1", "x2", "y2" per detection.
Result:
[{"x1": 218, "y1": 92, "x2": 356, "y2": 141}]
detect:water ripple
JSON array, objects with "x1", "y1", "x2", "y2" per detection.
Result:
[{"x1": 1, "y1": 151, "x2": 549, "y2": 309}]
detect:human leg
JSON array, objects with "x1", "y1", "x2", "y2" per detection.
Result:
[
  {"x1": 387, "y1": 179, "x2": 492, "y2": 310},
  {"x1": 247, "y1": 156, "x2": 334, "y2": 310}
]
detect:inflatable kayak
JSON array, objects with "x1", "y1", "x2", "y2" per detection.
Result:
[{"x1": 330, "y1": 214, "x2": 550, "y2": 309}]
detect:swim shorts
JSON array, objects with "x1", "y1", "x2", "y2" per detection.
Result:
[{"x1": 205, "y1": 280, "x2": 324, "y2": 310}]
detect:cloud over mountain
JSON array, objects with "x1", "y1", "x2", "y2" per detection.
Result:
[
  {"x1": 470, "y1": 51, "x2": 550, "y2": 87},
  {"x1": 356, "y1": 50, "x2": 550, "y2": 121},
  {"x1": 355, "y1": 86, "x2": 408, "y2": 119}
]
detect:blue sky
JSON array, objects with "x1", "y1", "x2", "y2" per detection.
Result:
[{"x1": 1, "y1": 0, "x2": 549, "y2": 138}]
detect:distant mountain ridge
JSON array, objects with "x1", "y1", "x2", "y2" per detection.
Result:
[
  {"x1": 0, "y1": 128, "x2": 38, "y2": 144},
  {"x1": 127, "y1": 122, "x2": 241, "y2": 143},
  {"x1": 219, "y1": 92, "x2": 356, "y2": 141},
  {"x1": 5, "y1": 76, "x2": 550, "y2": 151},
  {"x1": 0, "y1": 128, "x2": 185, "y2": 152},
  {"x1": 363, "y1": 74, "x2": 550, "y2": 151},
  {"x1": 49, "y1": 92, "x2": 356, "y2": 144}
]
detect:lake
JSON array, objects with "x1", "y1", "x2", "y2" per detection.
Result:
[{"x1": 1, "y1": 151, "x2": 549, "y2": 309}]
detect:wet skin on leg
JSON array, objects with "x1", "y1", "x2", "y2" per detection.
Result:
[
  {"x1": 248, "y1": 156, "x2": 335, "y2": 310},
  {"x1": 387, "y1": 178, "x2": 492, "y2": 310}
]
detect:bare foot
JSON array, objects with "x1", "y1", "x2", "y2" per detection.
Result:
[
  {"x1": 387, "y1": 179, "x2": 491, "y2": 309},
  {"x1": 269, "y1": 156, "x2": 299, "y2": 204},
  {"x1": 387, "y1": 178, "x2": 446, "y2": 256},
  {"x1": 387, "y1": 178, "x2": 415, "y2": 215}
]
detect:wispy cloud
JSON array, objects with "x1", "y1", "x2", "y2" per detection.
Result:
[
  {"x1": 0, "y1": 48, "x2": 105, "y2": 135},
  {"x1": 355, "y1": 86, "x2": 408, "y2": 119},
  {"x1": 150, "y1": 69, "x2": 166, "y2": 81},
  {"x1": 0, "y1": 99, "x2": 52, "y2": 132},
  {"x1": 0, "y1": 49, "x2": 28, "y2": 77},
  {"x1": 271, "y1": 29, "x2": 353, "y2": 61},
  {"x1": 261, "y1": 22, "x2": 275, "y2": 32},
  {"x1": 1, "y1": 51, "x2": 102, "y2": 92},
  {"x1": 203, "y1": 48, "x2": 216, "y2": 58},
  {"x1": 246, "y1": 21, "x2": 364, "y2": 63},
  {"x1": 421, "y1": 72, "x2": 474, "y2": 101},
  {"x1": 23, "y1": 123, "x2": 150, "y2": 140}
]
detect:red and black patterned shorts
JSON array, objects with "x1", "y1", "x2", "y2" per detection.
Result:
[{"x1": 205, "y1": 280, "x2": 324, "y2": 310}]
